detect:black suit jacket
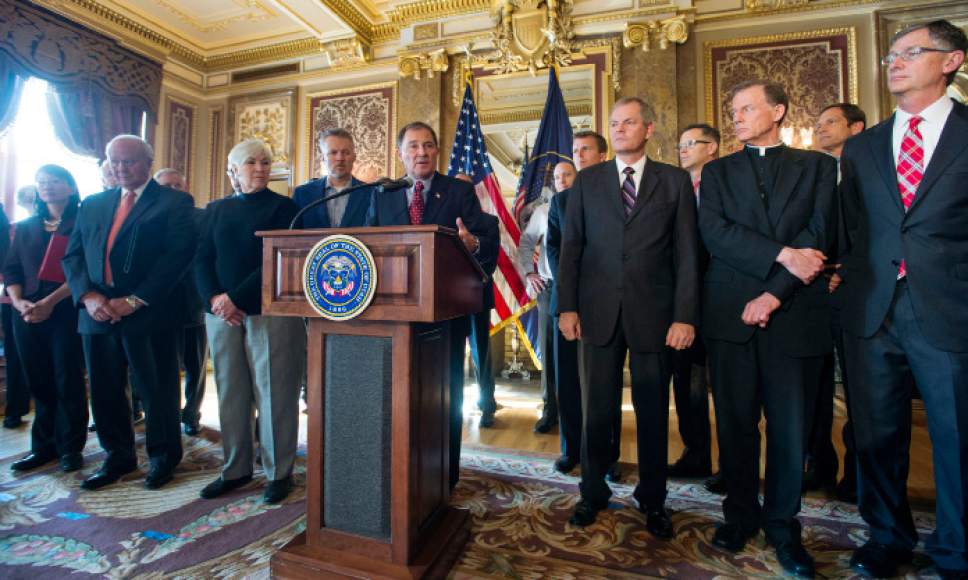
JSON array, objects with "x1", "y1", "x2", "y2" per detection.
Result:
[
  {"x1": 698, "y1": 147, "x2": 837, "y2": 356},
  {"x1": 558, "y1": 158, "x2": 700, "y2": 352},
  {"x1": 839, "y1": 100, "x2": 968, "y2": 352},
  {"x1": 63, "y1": 179, "x2": 196, "y2": 335},
  {"x1": 366, "y1": 171, "x2": 498, "y2": 275},
  {"x1": 293, "y1": 176, "x2": 372, "y2": 229},
  {"x1": 546, "y1": 187, "x2": 569, "y2": 315}
]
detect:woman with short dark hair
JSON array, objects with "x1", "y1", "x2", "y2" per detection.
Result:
[{"x1": 5, "y1": 164, "x2": 87, "y2": 472}]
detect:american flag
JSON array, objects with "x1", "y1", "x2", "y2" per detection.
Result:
[{"x1": 447, "y1": 83, "x2": 530, "y2": 328}]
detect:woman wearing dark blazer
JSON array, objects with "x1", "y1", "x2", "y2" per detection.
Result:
[{"x1": 5, "y1": 165, "x2": 87, "y2": 472}]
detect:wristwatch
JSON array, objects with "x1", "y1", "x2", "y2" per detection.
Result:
[{"x1": 125, "y1": 296, "x2": 141, "y2": 310}]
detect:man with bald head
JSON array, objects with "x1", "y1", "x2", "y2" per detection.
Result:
[{"x1": 64, "y1": 135, "x2": 196, "y2": 492}]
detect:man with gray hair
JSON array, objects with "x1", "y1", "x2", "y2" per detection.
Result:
[
  {"x1": 293, "y1": 128, "x2": 372, "y2": 228},
  {"x1": 63, "y1": 134, "x2": 196, "y2": 491}
]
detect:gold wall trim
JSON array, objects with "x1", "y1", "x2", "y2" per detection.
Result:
[
  {"x1": 696, "y1": 0, "x2": 879, "y2": 23},
  {"x1": 480, "y1": 102, "x2": 592, "y2": 124},
  {"x1": 703, "y1": 27, "x2": 858, "y2": 127},
  {"x1": 573, "y1": 4, "x2": 689, "y2": 27},
  {"x1": 388, "y1": 0, "x2": 489, "y2": 24}
]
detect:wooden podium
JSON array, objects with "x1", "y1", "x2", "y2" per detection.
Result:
[{"x1": 259, "y1": 225, "x2": 483, "y2": 579}]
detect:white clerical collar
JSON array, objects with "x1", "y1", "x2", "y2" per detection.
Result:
[{"x1": 744, "y1": 142, "x2": 785, "y2": 157}]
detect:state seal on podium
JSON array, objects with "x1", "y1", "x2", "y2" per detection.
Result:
[{"x1": 303, "y1": 234, "x2": 377, "y2": 321}]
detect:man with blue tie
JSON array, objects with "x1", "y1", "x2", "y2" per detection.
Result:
[
  {"x1": 367, "y1": 121, "x2": 498, "y2": 489},
  {"x1": 293, "y1": 128, "x2": 372, "y2": 229},
  {"x1": 838, "y1": 20, "x2": 968, "y2": 579}
]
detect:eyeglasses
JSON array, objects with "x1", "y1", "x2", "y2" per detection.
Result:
[
  {"x1": 677, "y1": 140, "x2": 712, "y2": 151},
  {"x1": 881, "y1": 46, "x2": 957, "y2": 66}
]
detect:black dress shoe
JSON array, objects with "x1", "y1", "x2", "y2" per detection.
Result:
[
  {"x1": 144, "y1": 467, "x2": 175, "y2": 490},
  {"x1": 850, "y1": 541, "x2": 911, "y2": 578},
  {"x1": 643, "y1": 507, "x2": 674, "y2": 540},
  {"x1": 60, "y1": 453, "x2": 83, "y2": 472},
  {"x1": 605, "y1": 463, "x2": 622, "y2": 482},
  {"x1": 773, "y1": 541, "x2": 815, "y2": 577},
  {"x1": 802, "y1": 463, "x2": 837, "y2": 493},
  {"x1": 569, "y1": 499, "x2": 605, "y2": 527},
  {"x1": 712, "y1": 522, "x2": 758, "y2": 553},
  {"x1": 200, "y1": 474, "x2": 253, "y2": 499},
  {"x1": 81, "y1": 464, "x2": 137, "y2": 490},
  {"x1": 704, "y1": 472, "x2": 726, "y2": 494},
  {"x1": 937, "y1": 567, "x2": 968, "y2": 580},
  {"x1": 479, "y1": 411, "x2": 495, "y2": 428},
  {"x1": 11, "y1": 452, "x2": 56, "y2": 471},
  {"x1": 668, "y1": 454, "x2": 712, "y2": 478},
  {"x1": 3, "y1": 416, "x2": 24, "y2": 429},
  {"x1": 533, "y1": 415, "x2": 557, "y2": 434},
  {"x1": 264, "y1": 476, "x2": 292, "y2": 503},
  {"x1": 553, "y1": 455, "x2": 578, "y2": 474},
  {"x1": 182, "y1": 422, "x2": 200, "y2": 436}
]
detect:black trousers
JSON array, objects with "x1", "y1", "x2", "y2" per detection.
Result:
[
  {"x1": 12, "y1": 301, "x2": 87, "y2": 456},
  {"x1": 554, "y1": 318, "x2": 621, "y2": 462},
  {"x1": 846, "y1": 281, "x2": 968, "y2": 571},
  {"x1": 468, "y1": 308, "x2": 496, "y2": 414},
  {"x1": 449, "y1": 316, "x2": 471, "y2": 489},
  {"x1": 580, "y1": 319, "x2": 670, "y2": 510},
  {"x1": 177, "y1": 323, "x2": 209, "y2": 424},
  {"x1": 707, "y1": 332, "x2": 819, "y2": 543},
  {"x1": 537, "y1": 289, "x2": 557, "y2": 420},
  {"x1": 2, "y1": 303, "x2": 30, "y2": 418},
  {"x1": 671, "y1": 337, "x2": 711, "y2": 466},
  {"x1": 83, "y1": 329, "x2": 182, "y2": 471}
]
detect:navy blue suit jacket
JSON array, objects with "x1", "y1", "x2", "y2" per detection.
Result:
[
  {"x1": 839, "y1": 100, "x2": 968, "y2": 352},
  {"x1": 63, "y1": 179, "x2": 196, "y2": 335},
  {"x1": 293, "y1": 176, "x2": 372, "y2": 228}
]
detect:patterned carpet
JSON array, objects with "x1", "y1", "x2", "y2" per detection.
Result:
[{"x1": 0, "y1": 435, "x2": 940, "y2": 578}]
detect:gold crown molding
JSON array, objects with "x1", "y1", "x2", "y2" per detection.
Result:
[
  {"x1": 205, "y1": 38, "x2": 324, "y2": 71},
  {"x1": 398, "y1": 49, "x2": 449, "y2": 79},
  {"x1": 389, "y1": 0, "x2": 489, "y2": 24},
  {"x1": 623, "y1": 15, "x2": 689, "y2": 51},
  {"x1": 480, "y1": 102, "x2": 592, "y2": 124},
  {"x1": 317, "y1": 0, "x2": 376, "y2": 41},
  {"x1": 697, "y1": 0, "x2": 879, "y2": 23},
  {"x1": 745, "y1": 0, "x2": 810, "y2": 10},
  {"x1": 572, "y1": 4, "x2": 689, "y2": 28},
  {"x1": 323, "y1": 36, "x2": 372, "y2": 69},
  {"x1": 702, "y1": 27, "x2": 858, "y2": 125}
]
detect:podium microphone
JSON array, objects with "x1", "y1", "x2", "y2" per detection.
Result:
[{"x1": 289, "y1": 175, "x2": 416, "y2": 229}]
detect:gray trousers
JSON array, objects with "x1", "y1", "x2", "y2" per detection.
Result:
[{"x1": 206, "y1": 313, "x2": 306, "y2": 481}]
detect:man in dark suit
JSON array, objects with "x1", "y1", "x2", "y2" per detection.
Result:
[
  {"x1": 367, "y1": 121, "x2": 498, "y2": 490},
  {"x1": 154, "y1": 168, "x2": 208, "y2": 437},
  {"x1": 558, "y1": 98, "x2": 699, "y2": 537},
  {"x1": 63, "y1": 135, "x2": 196, "y2": 491},
  {"x1": 545, "y1": 130, "x2": 621, "y2": 477},
  {"x1": 294, "y1": 128, "x2": 372, "y2": 229},
  {"x1": 699, "y1": 80, "x2": 837, "y2": 576},
  {"x1": 837, "y1": 21, "x2": 968, "y2": 579}
]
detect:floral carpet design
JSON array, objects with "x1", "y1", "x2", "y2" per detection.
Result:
[{"x1": 0, "y1": 437, "x2": 940, "y2": 578}]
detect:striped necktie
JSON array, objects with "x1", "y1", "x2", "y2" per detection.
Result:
[{"x1": 622, "y1": 166, "x2": 636, "y2": 216}]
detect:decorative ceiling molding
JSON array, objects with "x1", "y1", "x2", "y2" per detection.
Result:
[
  {"x1": 151, "y1": 0, "x2": 276, "y2": 33},
  {"x1": 745, "y1": 0, "x2": 810, "y2": 11},
  {"x1": 316, "y1": 0, "x2": 376, "y2": 41},
  {"x1": 622, "y1": 15, "x2": 689, "y2": 51},
  {"x1": 480, "y1": 102, "x2": 592, "y2": 124},
  {"x1": 324, "y1": 36, "x2": 372, "y2": 69}
]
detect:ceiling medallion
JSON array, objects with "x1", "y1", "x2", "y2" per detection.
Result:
[
  {"x1": 623, "y1": 15, "x2": 690, "y2": 51},
  {"x1": 481, "y1": 0, "x2": 578, "y2": 75}
]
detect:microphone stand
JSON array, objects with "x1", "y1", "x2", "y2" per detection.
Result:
[{"x1": 289, "y1": 180, "x2": 388, "y2": 230}]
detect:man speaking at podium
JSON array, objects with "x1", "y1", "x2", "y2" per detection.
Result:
[{"x1": 367, "y1": 121, "x2": 498, "y2": 489}]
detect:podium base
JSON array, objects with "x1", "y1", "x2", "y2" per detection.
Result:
[{"x1": 270, "y1": 507, "x2": 470, "y2": 579}]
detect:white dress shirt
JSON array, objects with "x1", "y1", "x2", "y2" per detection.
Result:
[
  {"x1": 615, "y1": 154, "x2": 647, "y2": 193},
  {"x1": 517, "y1": 202, "x2": 552, "y2": 284},
  {"x1": 893, "y1": 95, "x2": 954, "y2": 172}
]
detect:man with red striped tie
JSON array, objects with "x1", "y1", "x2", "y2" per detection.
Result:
[{"x1": 838, "y1": 20, "x2": 968, "y2": 579}]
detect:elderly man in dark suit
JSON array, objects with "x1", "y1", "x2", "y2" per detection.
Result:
[
  {"x1": 294, "y1": 128, "x2": 372, "y2": 229},
  {"x1": 367, "y1": 121, "x2": 498, "y2": 490},
  {"x1": 699, "y1": 80, "x2": 837, "y2": 576},
  {"x1": 558, "y1": 97, "x2": 699, "y2": 536},
  {"x1": 63, "y1": 134, "x2": 196, "y2": 491},
  {"x1": 836, "y1": 21, "x2": 968, "y2": 579}
]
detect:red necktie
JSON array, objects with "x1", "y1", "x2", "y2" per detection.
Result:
[
  {"x1": 896, "y1": 116, "x2": 924, "y2": 279},
  {"x1": 409, "y1": 180, "x2": 425, "y2": 225},
  {"x1": 104, "y1": 190, "x2": 136, "y2": 286}
]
